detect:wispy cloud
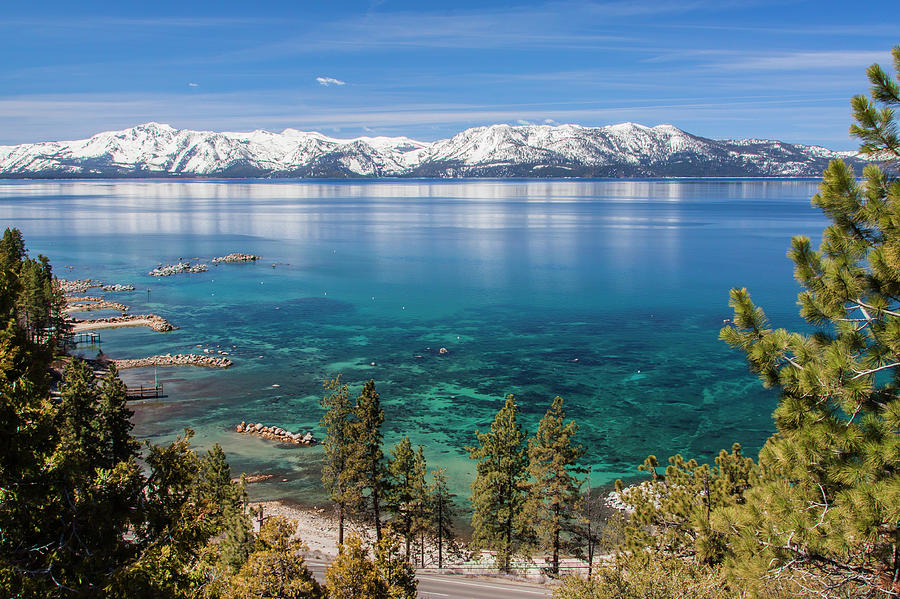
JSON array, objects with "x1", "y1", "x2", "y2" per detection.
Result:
[
  {"x1": 713, "y1": 50, "x2": 891, "y2": 71},
  {"x1": 316, "y1": 77, "x2": 346, "y2": 87},
  {"x1": 0, "y1": 90, "x2": 857, "y2": 146},
  {"x1": 188, "y1": 82, "x2": 199, "y2": 87}
]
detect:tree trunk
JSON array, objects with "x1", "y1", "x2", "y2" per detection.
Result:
[
  {"x1": 553, "y1": 504, "x2": 560, "y2": 575},
  {"x1": 586, "y1": 518, "x2": 593, "y2": 577},
  {"x1": 437, "y1": 498, "x2": 443, "y2": 569},
  {"x1": 338, "y1": 502, "x2": 344, "y2": 546},
  {"x1": 404, "y1": 513, "x2": 411, "y2": 561},
  {"x1": 505, "y1": 508, "x2": 513, "y2": 573},
  {"x1": 372, "y1": 459, "x2": 382, "y2": 541}
]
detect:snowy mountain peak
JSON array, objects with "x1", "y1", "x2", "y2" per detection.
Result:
[{"x1": 0, "y1": 122, "x2": 865, "y2": 179}]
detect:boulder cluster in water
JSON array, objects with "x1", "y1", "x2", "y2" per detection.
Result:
[
  {"x1": 59, "y1": 279, "x2": 103, "y2": 293},
  {"x1": 148, "y1": 262, "x2": 209, "y2": 277},
  {"x1": 212, "y1": 253, "x2": 261, "y2": 264},
  {"x1": 236, "y1": 421, "x2": 317, "y2": 446},
  {"x1": 60, "y1": 279, "x2": 135, "y2": 293},
  {"x1": 114, "y1": 353, "x2": 232, "y2": 369}
]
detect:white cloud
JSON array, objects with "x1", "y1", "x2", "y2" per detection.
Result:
[
  {"x1": 714, "y1": 50, "x2": 890, "y2": 71},
  {"x1": 543, "y1": 118, "x2": 558, "y2": 125},
  {"x1": 316, "y1": 76, "x2": 346, "y2": 87},
  {"x1": 188, "y1": 82, "x2": 199, "y2": 87}
]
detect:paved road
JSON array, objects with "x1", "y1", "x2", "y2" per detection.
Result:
[{"x1": 307, "y1": 560, "x2": 554, "y2": 599}]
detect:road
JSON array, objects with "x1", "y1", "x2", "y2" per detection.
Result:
[{"x1": 307, "y1": 560, "x2": 555, "y2": 599}]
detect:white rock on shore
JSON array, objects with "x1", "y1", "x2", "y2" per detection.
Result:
[
  {"x1": 148, "y1": 262, "x2": 209, "y2": 277},
  {"x1": 59, "y1": 279, "x2": 102, "y2": 293},
  {"x1": 212, "y1": 253, "x2": 261, "y2": 264},
  {"x1": 102, "y1": 283, "x2": 136, "y2": 292}
]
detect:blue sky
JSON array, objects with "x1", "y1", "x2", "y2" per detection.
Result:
[{"x1": 1, "y1": 0, "x2": 897, "y2": 148}]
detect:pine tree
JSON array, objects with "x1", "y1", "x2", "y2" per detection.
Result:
[
  {"x1": 720, "y1": 45, "x2": 900, "y2": 596},
  {"x1": 410, "y1": 445, "x2": 429, "y2": 568},
  {"x1": 227, "y1": 516, "x2": 322, "y2": 599},
  {"x1": 619, "y1": 445, "x2": 754, "y2": 565},
  {"x1": 57, "y1": 357, "x2": 102, "y2": 468},
  {"x1": 466, "y1": 394, "x2": 529, "y2": 573},
  {"x1": 374, "y1": 533, "x2": 418, "y2": 599},
  {"x1": 387, "y1": 436, "x2": 417, "y2": 560},
  {"x1": 350, "y1": 379, "x2": 387, "y2": 541},
  {"x1": 325, "y1": 534, "x2": 387, "y2": 599},
  {"x1": 319, "y1": 375, "x2": 360, "y2": 545},
  {"x1": 427, "y1": 468, "x2": 459, "y2": 569},
  {"x1": 525, "y1": 396, "x2": 584, "y2": 576},
  {"x1": 198, "y1": 443, "x2": 244, "y2": 533},
  {"x1": 97, "y1": 363, "x2": 138, "y2": 467},
  {"x1": 218, "y1": 506, "x2": 253, "y2": 576}
]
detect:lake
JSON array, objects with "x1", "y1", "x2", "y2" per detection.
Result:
[{"x1": 0, "y1": 178, "x2": 828, "y2": 501}]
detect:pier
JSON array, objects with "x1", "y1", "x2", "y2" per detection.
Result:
[
  {"x1": 125, "y1": 384, "x2": 164, "y2": 399},
  {"x1": 63, "y1": 331, "x2": 102, "y2": 348}
]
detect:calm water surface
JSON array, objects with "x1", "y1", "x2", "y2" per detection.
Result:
[{"x1": 0, "y1": 179, "x2": 827, "y2": 501}]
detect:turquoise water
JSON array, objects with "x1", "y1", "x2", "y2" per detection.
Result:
[{"x1": 0, "y1": 179, "x2": 826, "y2": 501}]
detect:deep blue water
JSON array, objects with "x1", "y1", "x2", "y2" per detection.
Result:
[{"x1": 0, "y1": 178, "x2": 827, "y2": 501}]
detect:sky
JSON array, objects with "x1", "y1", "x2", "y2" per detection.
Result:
[{"x1": 1, "y1": 0, "x2": 898, "y2": 149}]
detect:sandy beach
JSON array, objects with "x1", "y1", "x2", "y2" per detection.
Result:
[{"x1": 250, "y1": 500, "x2": 371, "y2": 558}]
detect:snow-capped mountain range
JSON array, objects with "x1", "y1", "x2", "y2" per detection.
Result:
[{"x1": 0, "y1": 122, "x2": 864, "y2": 179}]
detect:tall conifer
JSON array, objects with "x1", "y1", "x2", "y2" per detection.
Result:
[
  {"x1": 466, "y1": 394, "x2": 529, "y2": 573},
  {"x1": 525, "y1": 395, "x2": 584, "y2": 576},
  {"x1": 427, "y1": 468, "x2": 459, "y2": 569},
  {"x1": 351, "y1": 379, "x2": 387, "y2": 540},
  {"x1": 319, "y1": 375, "x2": 359, "y2": 545},
  {"x1": 387, "y1": 436, "x2": 421, "y2": 560},
  {"x1": 721, "y1": 45, "x2": 900, "y2": 595},
  {"x1": 97, "y1": 363, "x2": 137, "y2": 467}
]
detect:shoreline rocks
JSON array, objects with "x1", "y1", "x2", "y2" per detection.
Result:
[
  {"x1": 59, "y1": 279, "x2": 102, "y2": 293},
  {"x1": 114, "y1": 353, "x2": 233, "y2": 369},
  {"x1": 236, "y1": 421, "x2": 317, "y2": 446},
  {"x1": 102, "y1": 283, "x2": 135, "y2": 292},
  {"x1": 64, "y1": 300, "x2": 129, "y2": 314},
  {"x1": 70, "y1": 313, "x2": 176, "y2": 332},
  {"x1": 212, "y1": 253, "x2": 261, "y2": 264},
  {"x1": 149, "y1": 262, "x2": 209, "y2": 277}
]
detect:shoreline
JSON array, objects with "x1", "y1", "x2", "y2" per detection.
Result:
[{"x1": 70, "y1": 314, "x2": 176, "y2": 332}]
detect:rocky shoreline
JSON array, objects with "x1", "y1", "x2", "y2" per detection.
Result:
[
  {"x1": 60, "y1": 278, "x2": 135, "y2": 293},
  {"x1": 64, "y1": 300, "x2": 129, "y2": 314},
  {"x1": 236, "y1": 421, "x2": 317, "y2": 446},
  {"x1": 70, "y1": 314, "x2": 176, "y2": 332},
  {"x1": 114, "y1": 353, "x2": 232, "y2": 369}
]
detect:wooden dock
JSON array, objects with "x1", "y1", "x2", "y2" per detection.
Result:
[
  {"x1": 63, "y1": 332, "x2": 101, "y2": 347},
  {"x1": 125, "y1": 384, "x2": 164, "y2": 399}
]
